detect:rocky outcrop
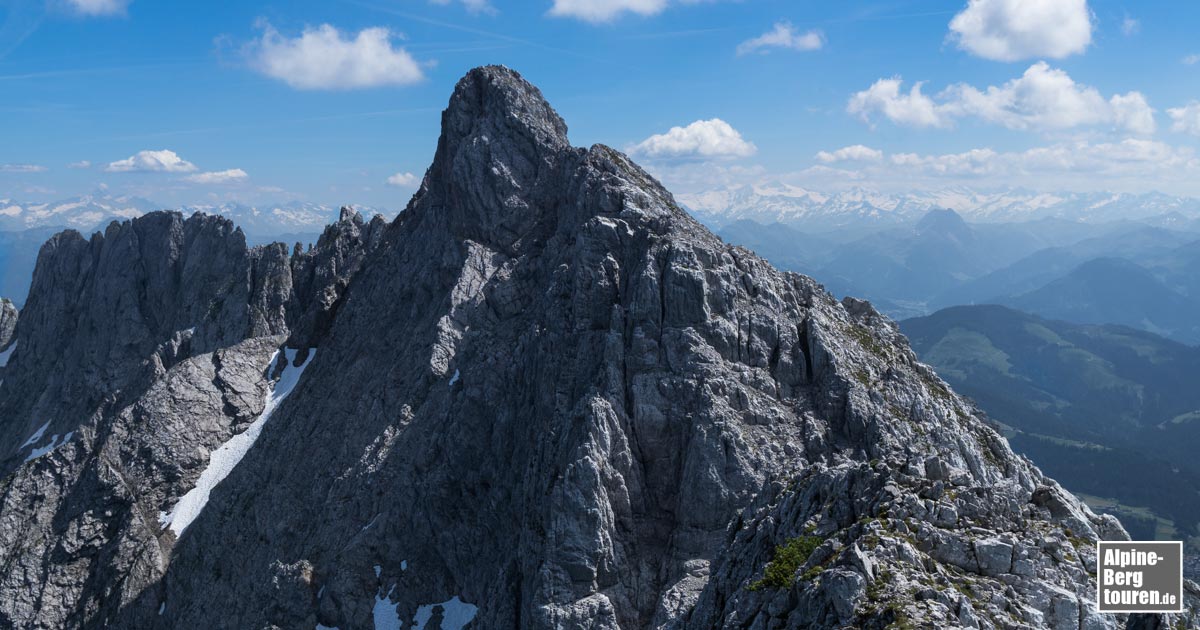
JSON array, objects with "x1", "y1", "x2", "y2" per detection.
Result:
[
  {"x1": 0, "y1": 210, "x2": 377, "y2": 628},
  {"x1": 286, "y1": 206, "x2": 387, "y2": 351},
  {"x1": 0, "y1": 66, "x2": 1195, "y2": 630},
  {"x1": 0, "y1": 298, "x2": 15, "y2": 349},
  {"x1": 0, "y1": 297, "x2": 15, "y2": 383}
]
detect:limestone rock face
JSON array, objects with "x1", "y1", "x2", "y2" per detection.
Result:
[
  {"x1": 0, "y1": 297, "x2": 16, "y2": 383},
  {"x1": 0, "y1": 210, "x2": 371, "y2": 628},
  {"x1": 0, "y1": 66, "x2": 1195, "y2": 630}
]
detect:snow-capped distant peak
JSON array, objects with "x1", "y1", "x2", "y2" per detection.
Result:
[{"x1": 677, "y1": 184, "x2": 1200, "y2": 229}]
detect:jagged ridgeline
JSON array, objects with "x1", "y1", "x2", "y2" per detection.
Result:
[{"x1": 0, "y1": 66, "x2": 1194, "y2": 629}]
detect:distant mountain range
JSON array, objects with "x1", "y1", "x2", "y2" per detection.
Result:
[
  {"x1": 682, "y1": 183, "x2": 1200, "y2": 231},
  {"x1": 1003, "y1": 257, "x2": 1200, "y2": 344},
  {"x1": 902, "y1": 305, "x2": 1200, "y2": 551},
  {"x1": 0, "y1": 194, "x2": 392, "y2": 237},
  {"x1": 711, "y1": 198, "x2": 1200, "y2": 341}
]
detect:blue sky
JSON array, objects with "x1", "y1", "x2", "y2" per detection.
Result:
[{"x1": 2, "y1": 0, "x2": 1200, "y2": 209}]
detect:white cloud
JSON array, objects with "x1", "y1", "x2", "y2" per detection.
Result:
[
  {"x1": 847, "y1": 79, "x2": 951, "y2": 128},
  {"x1": 246, "y1": 22, "x2": 425, "y2": 90},
  {"x1": 850, "y1": 63, "x2": 1155, "y2": 135},
  {"x1": 1121, "y1": 16, "x2": 1140, "y2": 36},
  {"x1": 815, "y1": 145, "x2": 883, "y2": 163},
  {"x1": 889, "y1": 148, "x2": 1000, "y2": 175},
  {"x1": 0, "y1": 164, "x2": 47, "y2": 173},
  {"x1": 1184, "y1": 54, "x2": 1200, "y2": 66},
  {"x1": 1110, "y1": 92, "x2": 1157, "y2": 136},
  {"x1": 548, "y1": 0, "x2": 668, "y2": 23},
  {"x1": 386, "y1": 172, "x2": 420, "y2": 187},
  {"x1": 184, "y1": 169, "x2": 248, "y2": 184},
  {"x1": 67, "y1": 160, "x2": 92, "y2": 169},
  {"x1": 429, "y1": 0, "x2": 496, "y2": 14},
  {"x1": 629, "y1": 119, "x2": 757, "y2": 160},
  {"x1": 737, "y1": 21, "x2": 824, "y2": 55},
  {"x1": 948, "y1": 0, "x2": 1092, "y2": 61},
  {"x1": 1168, "y1": 102, "x2": 1200, "y2": 136},
  {"x1": 805, "y1": 140, "x2": 1198, "y2": 189},
  {"x1": 64, "y1": 0, "x2": 130, "y2": 17},
  {"x1": 105, "y1": 150, "x2": 197, "y2": 173}
]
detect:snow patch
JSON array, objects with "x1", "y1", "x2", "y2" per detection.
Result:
[
  {"x1": 315, "y1": 625, "x2": 339, "y2": 630},
  {"x1": 400, "y1": 560, "x2": 408, "y2": 571},
  {"x1": 159, "y1": 348, "x2": 314, "y2": 536},
  {"x1": 374, "y1": 564, "x2": 382, "y2": 578},
  {"x1": 23, "y1": 430, "x2": 72, "y2": 463},
  {"x1": 373, "y1": 586, "x2": 401, "y2": 630},
  {"x1": 158, "y1": 603, "x2": 165, "y2": 616},
  {"x1": 448, "y1": 369, "x2": 460, "y2": 387},
  {"x1": 0, "y1": 341, "x2": 15, "y2": 367},
  {"x1": 21, "y1": 420, "x2": 49, "y2": 447},
  {"x1": 413, "y1": 596, "x2": 478, "y2": 630}
]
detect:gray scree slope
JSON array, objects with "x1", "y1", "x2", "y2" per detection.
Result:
[{"x1": 1, "y1": 66, "x2": 1195, "y2": 630}]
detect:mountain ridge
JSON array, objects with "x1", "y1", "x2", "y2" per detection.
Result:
[
  {"x1": 0, "y1": 65, "x2": 1194, "y2": 629},
  {"x1": 0, "y1": 194, "x2": 392, "y2": 237}
]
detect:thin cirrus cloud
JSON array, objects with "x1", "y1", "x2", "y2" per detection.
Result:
[
  {"x1": 848, "y1": 62, "x2": 1156, "y2": 135},
  {"x1": 1168, "y1": 102, "x2": 1200, "y2": 136},
  {"x1": 429, "y1": 0, "x2": 496, "y2": 15},
  {"x1": 184, "y1": 169, "x2": 249, "y2": 184},
  {"x1": 948, "y1": 0, "x2": 1092, "y2": 62},
  {"x1": 0, "y1": 164, "x2": 48, "y2": 173},
  {"x1": 736, "y1": 21, "x2": 823, "y2": 55},
  {"x1": 105, "y1": 150, "x2": 197, "y2": 173},
  {"x1": 547, "y1": 0, "x2": 668, "y2": 23},
  {"x1": 64, "y1": 0, "x2": 131, "y2": 17},
  {"x1": 1120, "y1": 16, "x2": 1140, "y2": 36},
  {"x1": 245, "y1": 21, "x2": 425, "y2": 90},
  {"x1": 629, "y1": 119, "x2": 757, "y2": 160},
  {"x1": 67, "y1": 160, "x2": 92, "y2": 169},
  {"x1": 1183, "y1": 54, "x2": 1200, "y2": 66},
  {"x1": 386, "y1": 172, "x2": 420, "y2": 187}
]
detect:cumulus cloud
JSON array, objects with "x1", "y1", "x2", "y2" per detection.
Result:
[
  {"x1": 736, "y1": 21, "x2": 823, "y2": 55},
  {"x1": 246, "y1": 22, "x2": 425, "y2": 90},
  {"x1": 850, "y1": 63, "x2": 1155, "y2": 135},
  {"x1": 948, "y1": 0, "x2": 1092, "y2": 61},
  {"x1": 386, "y1": 172, "x2": 420, "y2": 187},
  {"x1": 847, "y1": 79, "x2": 950, "y2": 128},
  {"x1": 184, "y1": 169, "x2": 248, "y2": 184},
  {"x1": 0, "y1": 164, "x2": 48, "y2": 173},
  {"x1": 1168, "y1": 102, "x2": 1200, "y2": 136},
  {"x1": 1109, "y1": 92, "x2": 1157, "y2": 136},
  {"x1": 815, "y1": 145, "x2": 883, "y2": 163},
  {"x1": 105, "y1": 150, "x2": 197, "y2": 173},
  {"x1": 64, "y1": 0, "x2": 130, "y2": 17},
  {"x1": 629, "y1": 119, "x2": 757, "y2": 160},
  {"x1": 548, "y1": 0, "x2": 668, "y2": 23}
]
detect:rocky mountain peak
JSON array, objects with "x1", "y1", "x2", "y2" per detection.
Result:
[
  {"x1": 420, "y1": 65, "x2": 577, "y2": 250},
  {"x1": 439, "y1": 65, "x2": 569, "y2": 158},
  {"x1": 0, "y1": 66, "x2": 1195, "y2": 630}
]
